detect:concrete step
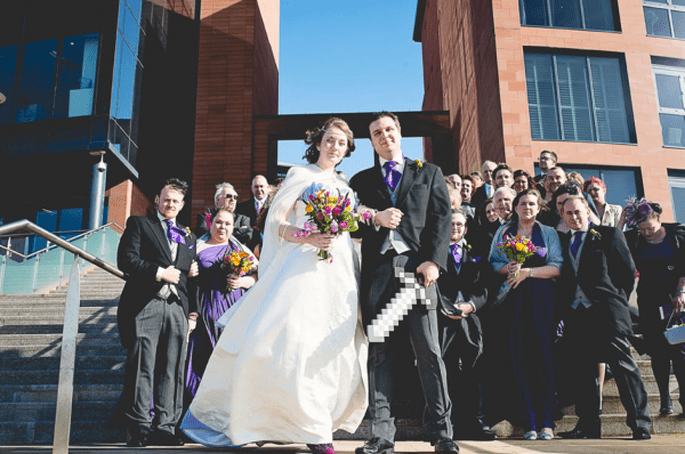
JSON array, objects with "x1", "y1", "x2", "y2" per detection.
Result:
[
  {"x1": 0, "y1": 420, "x2": 124, "y2": 444},
  {"x1": 0, "y1": 355, "x2": 125, "y2": 372},
  {"x1": 603, "y1": 375, "x2": 680, "y2": 396},
  {"x1": 0, "y1": 384, "x2": 122, "y2": 403},
  {"x1": 0, "y1": 401, "x2": 118, "y2": 423},
  {"x1": 0, "y1": 319, "x2": 118, "y2": 333},
  {"x1": 601, "y1": 393, "x2": 683, "y2": 415},
  {"x1": 0, "y1": 343, "x2": 125, "y2": 358},
  {"x1": 0, "y1": 332, "x2": 120, "y2": 348},
  {"x1": 0, "y1": 368, "x2": 124, "y2": 386}
]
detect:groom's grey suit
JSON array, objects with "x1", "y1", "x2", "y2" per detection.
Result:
[{"x1": 350, "y1": 157, "x2": 453, "y2": 443}]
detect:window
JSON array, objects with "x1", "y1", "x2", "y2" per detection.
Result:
[
  {"x1": 644, "y1": 0, "x2": 685, "y2": 39},
  {"x1": 520, "y1": 0, "x2": 618, "y2": 31},
  {"x1": 54, "y1": 34, "x2": 100, "y2": 119},
  {"x1": 0, "y1": 45, "x2": 18, "y2": 125},
  {"x1": 669, "y1": 170, "x2": 685, "y2": 223},
  {"x1": 561, "y1": 165, "x2": 643, "y2": 206},
  {"x1": 14, "y1": 39, "x2": 58, "y2": 123},
  {"x1": 653, "y1": 62, "x2": 685, "y2": 147},
  {"x1": 525, "y1": 51, "x2": 635, "y2": 144}
]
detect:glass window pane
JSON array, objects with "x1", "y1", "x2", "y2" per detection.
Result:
[
  {"x1": 671, "y1": 186, "x2": 685, "y2": 224},
  {"x1": 115, "y1": 45, "x2": 137, "y2": 136},
  {"x1": 14, "y1": 39, "x2": 57, "y2": 123},
  {"x1": 589, "y1": 57, "x2": 630, "y2": 143},
  {"x1": 582, "y1": 0, "x2": 616, "y2": 31},
  {"x1": 601, "y1": 169, "x2": 638, "y2": 206},
  {"x1": 0, "y1": 45, "x2": 18, "y2": 125},
  {"x1": 555, "y1": 55, "x2": 594, "y2": 141},
  {"x1": 127, "y1": 0, "x2": 142, "y2": 21},
  {"x1": 644, "y1": 7, "x2": 672, "y2": 37},
  {"x1": 673, "y1": 11, "x2": 685, "y2": 39},
  {"x1": 656, "y1": 73, "x2": 685, "y2": 109},
  {"x1": 660, "y1": 113, "x2": 685, "y2": 147},
  {"x1": 525, "y1": 52, "x2": 561, "y2": 140},
  {"x1": 54, "y1": 34, "x2": 99, "y2": 119},
  {"x1": 520, "y1": 0, "x2": 549, "y2": 26},
  {"x1": 110, "y1": 32, "x2": 124, "y2": 118},
  {"x1": 124, "y1": 3, "x2": 141, "y2": 54},
  {"x1": 34, "y1": 210, "x2": 57, "y2": 251},
  {"x1": 673, "y1": 0, "x2": 685, "y2": 6},
  {"x1": 58, "y1": 208, "x2": 83, "y2": 234},
  {"x1": 551, "y1": 0, "x2": 582, "y2": 28}
]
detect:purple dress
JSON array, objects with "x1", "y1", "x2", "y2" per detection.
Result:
[{"x1": 185, "y1": 242, "x2": 247, "y2": 400}]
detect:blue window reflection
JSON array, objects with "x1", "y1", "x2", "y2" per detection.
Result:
[
  {"x1": 15, "y1": 39, "x2": 58, "y2": 123},
  {"x1": 54, "y1": 34, "x2": 99, "y2": 119},
  {"x1": 0, "y1": 45, "x2": 18, "y2": 125}
]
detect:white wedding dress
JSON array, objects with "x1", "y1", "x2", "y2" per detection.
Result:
[{"x1": 181, "y1": 164, "x2": 368, "y2": 447}]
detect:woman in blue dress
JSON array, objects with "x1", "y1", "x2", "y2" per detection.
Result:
[
  {"x1": 488, "y1": 188, "x2": 562, "y2": 440},
  {"x1": 185, "y1": 208, "x2": 257, "y2": 403}
]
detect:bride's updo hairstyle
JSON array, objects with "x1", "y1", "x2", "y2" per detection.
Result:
[{"x1": 303, "y1": 117, "x2": 356, "y2": 164}]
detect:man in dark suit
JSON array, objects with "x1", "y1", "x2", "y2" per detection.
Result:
[
  {"x1": 557, "y1": 195, "x2": 651, "y2": 440},
  {"x1": 194, "y1": 182, "x2": 253, "y2": 245},
  {"x1": 469, "y1": 160, "x2": 496, "y2": 207},
  {"x1": 350, "y1": 112, "x2": 457, "y2": 454},
  {"x1": 235, "y1": 174, "x2": 269, "y2": 227},
  {"x1": 438, "y1": 209, "x2": 493, "y2": 440},
  {"x1": 117, "y1": 178, "x2": 197, "y2": 447}
]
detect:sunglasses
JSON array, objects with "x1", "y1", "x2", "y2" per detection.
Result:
[{"x1": 222, "y1": 194, "x2": 239, "y2": 200}]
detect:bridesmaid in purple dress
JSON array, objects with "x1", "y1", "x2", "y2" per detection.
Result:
[{"x1": 185, "y1": 209, "x2": 258, "y2": 402}]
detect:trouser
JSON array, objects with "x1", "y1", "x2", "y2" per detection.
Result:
[
  {"x1": 366, "y1": 252, "x2": 452, "y2": 443},
  {"x1": 122, "y1": 298, "x2": 188, "y2": 434},
  {"x1": 565, "y1": 305, "x2": 651, "y2": 432}
]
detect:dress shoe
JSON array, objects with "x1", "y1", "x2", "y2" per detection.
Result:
[
  {"x1": 558, "y1": 427, "x2": 600, "y2": 439},
  {"x1": 660, "y1": 405, "x2": 675, "y2": 416},
  {"x1": 355, "y1": 437, "x2": 394, "y2": 454},
  {"x1": 632, "y1": 428, "x2": 651, "y2": 440},
  {"x1": 434, "y1": 438, "x2": 459, "y2": 453},
  {"x1": 147, "y1": 430, "x2": 185, "y2": 446},
  {"x1": 126, "y1": 428, "x2": 148, "y2": 447}
]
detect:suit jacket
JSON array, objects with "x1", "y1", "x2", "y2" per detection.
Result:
[
  {"x1": 117, "y1": 211, "x2": 197, "y2": 349},
  {"x1": 437, "y1": 241, "x2": 490, "y2": 365},
  {"x1": 470, "y1": 184, "x2": 492, "y2": 207},
  {"x1": 559, "y1": 223, "x2": 636, "y2": 336},
  {"x1": 350, "y1": 158, "x2": 452, "y2": 322},
  {"x1": 194, "y1": 209, "x2": 253, "y2": 245},
  {"x1": 236, "y1": 197, "x2": 267, "y2": 227}
]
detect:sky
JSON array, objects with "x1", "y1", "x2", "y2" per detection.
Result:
[{"x1": 277, "y1": 0, "x2": 425, "y2": 178}]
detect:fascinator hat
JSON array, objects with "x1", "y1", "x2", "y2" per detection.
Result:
[{"x1": 623, "y1": 197, "x2": 661, "y2": 226}]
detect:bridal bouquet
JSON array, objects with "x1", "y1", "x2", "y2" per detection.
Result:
[
  {"x1": 497, "y1": 234, "x2": 546, "y2": 277},
  {"x1": 295, "y1": 183, "x2": 370, "y2": 263},
  {"x1": 220, "y1": 249, "x2": 255, "y2": 292}
]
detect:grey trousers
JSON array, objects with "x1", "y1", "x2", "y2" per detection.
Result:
[
  {"x1": 122, "y1": 298, "x2": 188, "y2": 434},
  {"x1": 366, "y1": 253, "x2": 452, "y2": 443}
]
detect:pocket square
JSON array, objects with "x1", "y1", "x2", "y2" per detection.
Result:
[{"x1": 470, "y1": 256, "x2": 482, "y2": 262}]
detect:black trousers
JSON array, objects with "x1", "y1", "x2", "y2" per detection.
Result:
[
  {"x1": 564, "y1": 305, "x2": 651, "y2": 432},
  {"x1": 122, "y1": 298, "x2": 188, "y2": 434}
]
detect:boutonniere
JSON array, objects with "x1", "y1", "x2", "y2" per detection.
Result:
[
  {"x1": 589, "y1": 228, "x2": 602, "y2": 240},
  {"x1": 466, "y1": 244, "x2": 472, "y2": 250},
  {"x1": 413, "y1": 159, "x2": 424, "y2": 169},
  {"x1": 184, "y1": 226, "x2": 192, "y2": 236},
  {"x1": 204, "y1": 211, "x2": 212, "y2": 230}
]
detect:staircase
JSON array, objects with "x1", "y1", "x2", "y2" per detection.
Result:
[
  {"x1": 1, "y1": 266, "x2": 684, "y2": 444},
  {"x1": 0, "y1": 268, "x2": 126, "y2": 444}
]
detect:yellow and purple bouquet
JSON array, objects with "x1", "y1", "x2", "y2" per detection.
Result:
[
  {"x1": 295, "y1": 183, "x2": 371, "y2": 263},
  {"x1": 221, "y1": 249, "x2": 255, "y2": 292},
  {"x1": 497, "y1": 234, "x2": 545, "y2": 276}
]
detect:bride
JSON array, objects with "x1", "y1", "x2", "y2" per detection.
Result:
[{"x1": 181, "y1": 118, "x2": 368, "y2": 454}]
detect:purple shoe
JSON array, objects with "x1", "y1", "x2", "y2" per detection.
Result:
[{"x1": 307, "y1": 443, "x2": 335, "y2": 454}]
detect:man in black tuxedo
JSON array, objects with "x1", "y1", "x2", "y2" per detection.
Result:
[
  {"x1": 194, "y1": 182, "x2": 253, "y2": 245},
  {"x1": 469, "y1": 160, "x2": 497, "y2": 207},
  {"x1": 557, "y1": 196, "x2": 651, "y2": 440},
  {"x1": 350, "y1": 112, "x2": 457, "y2": 454},
  {"x1": 438, "y1": 209, "x2": 493, "y2": 440},
  {"x1": 117, "y1": 178, "x2": 197, "y2": 447}
]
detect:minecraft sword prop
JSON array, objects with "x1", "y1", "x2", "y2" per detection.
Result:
[{"x1": 367, "y1": 268, "x2": 432, "y2": 343}]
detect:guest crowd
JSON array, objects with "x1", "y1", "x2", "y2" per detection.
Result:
[{"x1": 114, "y1": 113, "x2": 685, "y2": 453}]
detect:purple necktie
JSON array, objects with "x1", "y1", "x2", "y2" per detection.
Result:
[
  {"x1": 570, "y1": 231, "x2": 582, "y2": 258},
  {"x1": 383, "y1": 160, "x2": 401, "y2": 191},
  {"x1": 166, "y1": 219, "x2": 186, "y2": 245},
  {"x1": 450, "y1": 243, "x2": 462, "y2": 269}
]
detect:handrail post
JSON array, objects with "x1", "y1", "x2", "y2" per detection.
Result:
[
  {"x1": 33, "y1": 253, "x2": 40, "y2": 293},
  {"x1": 0, "y1": 254, "x2": 6, "y2": 294},
  {"x1": 52, "y1": 257, "x2": 80, "y2": 454}
]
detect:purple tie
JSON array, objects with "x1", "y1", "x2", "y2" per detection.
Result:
[
  {"x1": 570, "y1": 231, "x2": 582, "y2": 258},
  {"x1": 450, "y1": 243, "x2": 462, "y2": 269},
  {"x1": 383, "y1": 160, "x2": 401, "y2": 191},
  {"x1": 166, "y1": 219, "x2": 186, "y2": 245}
]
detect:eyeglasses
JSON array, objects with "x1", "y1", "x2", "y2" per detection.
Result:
[{"x1": 222, "y1": 194, "x2": 239, "y2": 200}]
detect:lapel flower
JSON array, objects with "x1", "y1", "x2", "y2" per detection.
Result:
[
  {"x1": 414, "y1": 159, "x2": 424, "y2": 168},
  {"x1": 466, "y1": 244, "x2": 472, "y2": 250},
  {"x1": 589, "y1": 228, "x2": 602, "y2": 240},
  {"x1": 185, "y1": 226, "x2": 192, "y2": 236}
]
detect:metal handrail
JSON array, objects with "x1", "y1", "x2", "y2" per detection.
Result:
[
  {"x1": 0, "y1": 221, "x2": 124, "y2": 261},
  {"x1": 0, "y1": 220, "x2": 124, "y2": 279}
]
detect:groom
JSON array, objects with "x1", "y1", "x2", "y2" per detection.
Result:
[{"x1": 350, "y1": 112, "x2": 457, "y2": 454}]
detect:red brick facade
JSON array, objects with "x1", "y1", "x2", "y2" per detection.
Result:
[{"x1": 416, "y1": 0, "x2": 685, "y2": 220}]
